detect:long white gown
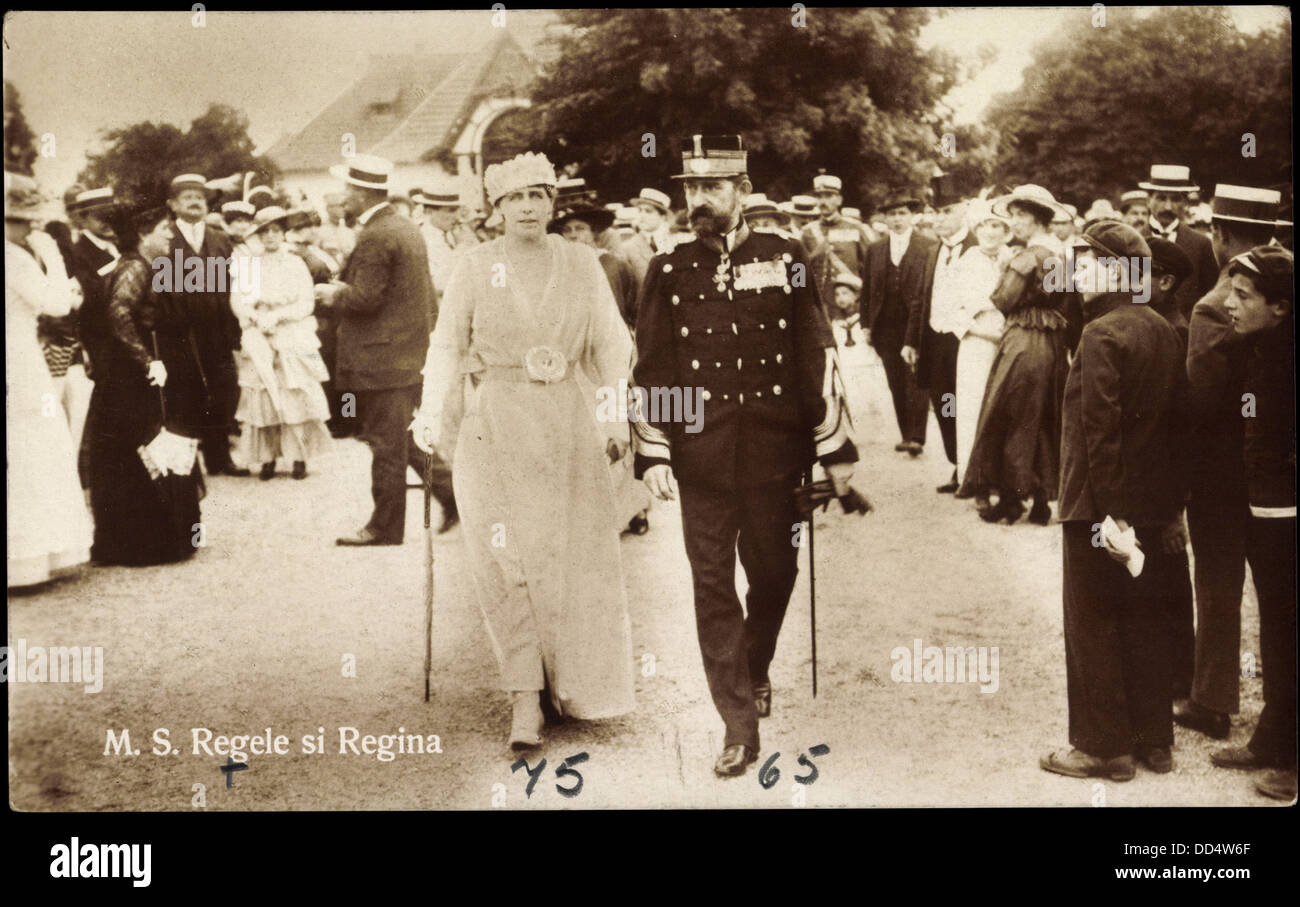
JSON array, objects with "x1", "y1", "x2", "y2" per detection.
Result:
[
  {"x1": 950, "y1": 246, "x2": 1008, "y2": 486},
  {"x1": 6, "y1": 237, "x2": 94, "y2": 587},
  {"x1": 417, "y1": 234, "x2": 636, "y2": 719}
]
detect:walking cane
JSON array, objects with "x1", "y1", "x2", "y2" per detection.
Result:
[
  {"x1": 422, "y1": 448, "x2": 435, "y2": 702},
  {"x1": 807, "y1": 470, "x2": 818, "y2": 698}
]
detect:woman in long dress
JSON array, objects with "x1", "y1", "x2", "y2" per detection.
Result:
[
  {"x1": 232, "y1": 206, "x2": 333, "y2": 480},
  {"x1": 6, "y1": 175, "x2": 95, "y2": 587},
  {"x1": 950, "y1": 202, "x2": 1012, "y2": 503},
  {"x1": 957, "y1": 185, "x2": 1070, "y2": 525},
  {"x1": 81, "y1": 205, "x2": 204, "y2": 566},
  {"x1": 411, "y1": 152, "x2": 636, "y2": 749}
]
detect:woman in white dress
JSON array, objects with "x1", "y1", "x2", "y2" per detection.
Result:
[
  {"x1": 410, "y1": 152, "x2": 636, "y2": 749},
  {"x1": 6, "y1": 174, "x2": 94, "y2": 588},
  {"x1": 232, "y1": 206, "x2": 333, "y2": 480},
  {"x1": 950, "y1": 201, "x2": 1013, "y2": 506}
]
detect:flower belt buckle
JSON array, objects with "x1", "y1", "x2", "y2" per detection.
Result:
[{"x1": 523, "y1": 345, "x2": 567, "y2": 384}]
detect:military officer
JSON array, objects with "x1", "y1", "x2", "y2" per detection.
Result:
[
  {"x1": 801, "y1": 173, "x2": 877, "y2": 321},
  {"x1": 632, "y1": 135, "x2": 859, "y2": 778}
]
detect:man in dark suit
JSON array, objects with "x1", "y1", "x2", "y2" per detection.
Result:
[
  {"x1": 1140, "y1": 164, "x2": 1220, "y2": 320},
  {"x1": 904, "y1": 180, "x2": 979, "y2": 490},
  {"x1": 1042, "y1": 221, "x2": 1188, "y2": 782},
  {"x1": 1177, "y1": 184, "x2": 1287, "y2": 740},
  {"x1": 633, "y1": 135, "x2": 858, "y2": 778},
  {"x1": 863, "y1": 192, "x2": 936, "y2": 455},
  {"x1": 317, "y1": 155, "x2": 438, "y2": 546},
  {"x1": 163, "y1": 172, "x2": 248, "y2": 476}
]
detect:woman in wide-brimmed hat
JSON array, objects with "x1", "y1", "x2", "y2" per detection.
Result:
[
  {"x1": 409, "y1": 151, "x2": 636, "y2": 749},
  {"x1": 232, "y1": 205, "x2": 333, "y2": 480},
  {"x1": 6, "y1": 173, "x2": 95, "y2": 587},
  {"x1": 80, "y1": 204, "x2": 206, "y2": 567},
  {"x1": 958, "y1": 184, "x2": 1070, "y2": 525}
]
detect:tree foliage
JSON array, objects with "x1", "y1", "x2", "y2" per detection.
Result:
[
  {"x1": 986, "y1": 6, "x2": 1292, "y2": 208},
  {"x1": 4, "y1": 80, "x2": 39, "y2": 175},
  {"x1": 78, "y1": 104, "x2": 277, "y2": 211},
  {"x1": 517, "y1": 8, "x2": 975, "y2": 211}
]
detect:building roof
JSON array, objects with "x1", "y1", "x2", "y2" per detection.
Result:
[{"x1": 267, "y1": 31, "x2": 537, "y2": 173}]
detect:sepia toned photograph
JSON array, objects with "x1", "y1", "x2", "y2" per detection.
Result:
[{"x1": 3, "y1": 5, "x2": 1293, "y2": 853}]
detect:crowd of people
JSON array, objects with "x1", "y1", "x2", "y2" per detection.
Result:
[{"x1": 5, "y1": 136, "x2": 1293, "y2": 796}]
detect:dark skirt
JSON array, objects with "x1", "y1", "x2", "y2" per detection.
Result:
[
  {"x1": 82, "y1": 371, "x2": 203, "y2": 567},
  {"x1": 958, "y1": 323, "x2": 1066, "y2": 501}
]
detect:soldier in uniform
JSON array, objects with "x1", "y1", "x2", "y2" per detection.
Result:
[
  {"x1": 801, "y1": 173, "x2": 876, "y2": 323},
  {"x1": 632, "y1": 136, "x2": 858, "y2": 778}
]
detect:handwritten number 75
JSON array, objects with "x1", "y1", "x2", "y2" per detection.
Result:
[{"x1": 510, "y1": 752, "x2": 589, "y2": 799}]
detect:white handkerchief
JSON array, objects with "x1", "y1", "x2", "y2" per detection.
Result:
[{"x1": 1102, "y1": 515, "x2": 1144, "y2": 578}]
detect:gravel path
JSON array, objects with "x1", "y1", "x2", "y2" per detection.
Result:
[{"x1": 8, "y1": 340, "x2": 1274, "y2": 809}]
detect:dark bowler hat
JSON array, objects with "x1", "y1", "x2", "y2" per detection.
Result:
[
  {"x1": 548, "y1": 186, "x2": 615, "y2": 233},
  {"x1": 1146, "y1": 237, "x2": 1193, "y2": 289},
  {"x1": 1075, "y1": 219, "x2": 1152, "y2": 261},
  {"x1": 671, "y1": 134, "x2": 748, "y2": 180},
  {"x1": 878, "y1": 190, "x2": 923, "y2": 214}
]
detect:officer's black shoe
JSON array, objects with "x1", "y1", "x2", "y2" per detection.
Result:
[
  {"x1": 713, "y1": 744, "x2": 759, "y2": 778},
  {"x1": 905, "y1": 441, "x2": 924, "y2": 457},
  {"x1": 1136, "y1": 745, "x2": 1173, "y2": 773},
  {"x1": 259, "y1": 461, "x2": 276, "y2": 481},
  {"x1": 936, "y1": 469, "x2": 959, "y2": 494},
  {"x1": 1174, "y1": 700, "x2": 1230, "y2": 739},
  {"x1": 438, "y1": 510, "x2": 460, "y2": 534},
  {"x1": 1028, "y1": 497, "x2": 1052, "y2": 525},
  {"x1": 754, "y1": 682, "x2": 772, "y2": 719},
  {"x1": 894, "y1": 442, "x2": 910, "y2": 452},
  {"x1": 292, "y1": 461, "x2": 307, "y2": 480}
]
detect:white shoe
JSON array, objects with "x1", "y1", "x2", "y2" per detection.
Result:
[{"x1": 508, "y1": 691, "x2": 543, "y2": 750}]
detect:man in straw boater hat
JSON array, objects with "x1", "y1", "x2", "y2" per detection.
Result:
[
  {"x1": 162, "y1": 171, "x2": 249, "y2": 476},
  {"x1": 1041, "y1": 220, "x2": 1188, "y2": 783},
  {"x1": 631, "y1": 135, "x2": 858, "y2": 777},
  {"x1": 1139, "y1": 164, "x2": 1219, "y2": 318},
  {"x1": 60, "y1": 186, "x2": 123, "y2": 459},
  {"x1": 411, "y1": 181, "x2": 463, "y2": 300},
  {"x1": 1178, "y1": 184, "x2": 1292, "y2": 746},
  {"x1": 623, "y1": 186, "x2": 675, "y2": 279},
  {"x1": 787, "y1": 193, "x2": 819, "y2": 239},
  {"x1": 862, "y1": 187, "x2": 936, "y2": 456},
  {"x1": 315, "y1": 153, "x2": 447, "y2": 544},
  {"x1": 741, "y1": 192, "x2": 794, "y2": 238},
  {"x1": 1118, "y1": 190, "x2": 1151, "y2": 233}
]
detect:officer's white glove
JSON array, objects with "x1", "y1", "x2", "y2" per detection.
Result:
[
  {"x1": 826, "y1": 461, "x2": 854, "y2": 498},
  {"x1": 146, "y1": 360, "x2": 168, "y2": 388},
  {"x1": 643, "y1": 464, "x2": 677, "y2": 502},
  {"x1": 409, "y1": 408, "x2": 439, "y2": 455}
]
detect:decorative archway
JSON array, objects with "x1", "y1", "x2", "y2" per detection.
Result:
[{"x1": 452, "y1": 96, "x2": 532, "y2": 210}]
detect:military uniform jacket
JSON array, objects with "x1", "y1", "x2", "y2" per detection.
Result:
[
  {"x1": 632, "y1": 221, "x2": 858, "y2": 490},
  {"x1": 801, "y1": 216, "x2": 876, "y2": 316}
]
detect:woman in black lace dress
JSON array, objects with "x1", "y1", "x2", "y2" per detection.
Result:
[{"x1": 81, "y1": 206, "x2": 204, "y2": 565}]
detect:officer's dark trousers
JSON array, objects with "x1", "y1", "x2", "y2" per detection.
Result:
[
  {"x1": 1062, "y1": 521, "x2": 1175, "y2": 759},
  {"x1": 873, "y1": 317, "x2": 929, "y2": 445},
  {"x1": 355, "y1": 384, "x2": 421, "y2": 542},
  {"x1": 1245, "y1": 515, "x2": 1297, "y2": 768},
  {"x1": 1186, "y1": 494, "x2": 1248, "y2": 714},
  {"x1": 923, "y1": 329, "x2": 959, "y2": 466},
  {"x1": 679, "y1": 475, "x2": 801, "y2": 751}
]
